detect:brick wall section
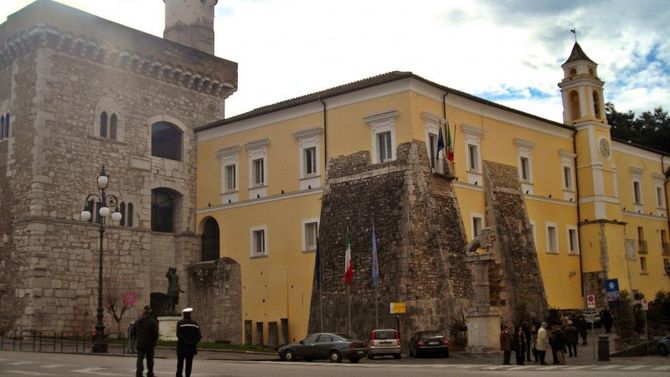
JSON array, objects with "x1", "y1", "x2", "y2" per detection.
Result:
[
  {"x1": 187, "y1": 257, "x2": 242, "y2": 343},
  {"x1": 309, "y1": 141, "x2": 472, "y2": 342},
  {"x1": 483, "y1": 161, "x2": 547, "y2": 324}
]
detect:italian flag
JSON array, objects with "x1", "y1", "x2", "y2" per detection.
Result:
[
  {"x1": 344, "y1": 229, "x2": 353, "y2": 285},
  {"x1": 446, "y1": 122, "x2": 454, "y2": 161}
]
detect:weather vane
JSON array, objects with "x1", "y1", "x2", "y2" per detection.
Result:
[{"x1": 570, "y1": 27, "x2": 577, "y2": 43}]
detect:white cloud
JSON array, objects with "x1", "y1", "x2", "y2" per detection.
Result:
[{"x1": 2, "y1": 0, "x2": 668, "y2": 123}]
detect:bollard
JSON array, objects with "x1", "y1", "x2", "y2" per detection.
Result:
[{"x1": 597, "y1": 334, "x2": 610, "y2": 361}]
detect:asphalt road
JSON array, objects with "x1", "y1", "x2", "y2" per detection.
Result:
[{"x1": 1, "y1": 350, "x2": 670, "y2": 377}]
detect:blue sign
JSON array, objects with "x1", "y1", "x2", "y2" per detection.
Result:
[{"x1": 605, "y1": 278, "x2": 620, "y2": 302}]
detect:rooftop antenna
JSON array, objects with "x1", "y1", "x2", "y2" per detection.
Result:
[{"x1": 570, "y1": 27, "x2": 578, "y2": 43}]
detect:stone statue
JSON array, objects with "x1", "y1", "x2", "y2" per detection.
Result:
[
  {"x1": 465, "y1": 227, "x2": 495, "y2": 254},
  {"x1": 166, "y1": 267, "x2": 183, "y2": 315}
]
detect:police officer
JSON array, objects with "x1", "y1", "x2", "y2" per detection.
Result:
[{"x1": 176, "y1": 307, "x2": 202, "y2": 377}]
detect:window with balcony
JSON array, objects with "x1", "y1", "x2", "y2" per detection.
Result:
[{"x1": 637, "y1": 226, "x2": 647, "y2": 254}]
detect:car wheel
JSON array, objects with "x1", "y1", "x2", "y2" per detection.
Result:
[
  {"x1": 660, "y1": 344, "x2": 669, "y2": 356},
  {"x1": 393, "y1": 353, "x2": 401, "y2": 359},
  {"x1": 409, "y1": 347, "x2": 415, "y2": 357},
  {"x1": 329, "y1": 350, "x2": 342, "y2": 363},
  {"x1": 350, "y1": 357, "x2": 360, "y2": 364},
  {"x1": 367, "y1": 352, "x2": 374, "y2": 360},
  {"x1": 444, "y1": 349, "x2": 450, "y2": 358},
  {"x1": 284, "y1": 350, "x2": 295, "y2": 361}
]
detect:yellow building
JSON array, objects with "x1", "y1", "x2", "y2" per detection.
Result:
[{"x1": 195, "y1": 43, "x2": 670, "y2": 344}]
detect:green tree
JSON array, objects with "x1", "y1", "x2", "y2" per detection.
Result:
[
  {"x1": 607, "y1": 102, "x2": 670, "y2": 154},
  {"x1": 614, "y1": 290, "x2": 635, "y2": 340}
]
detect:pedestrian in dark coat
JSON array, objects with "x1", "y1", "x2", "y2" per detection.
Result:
[
  {"x1": 564, "y1": 320, "x2": 579, "y2": 357},
  {"x1": 176, "y1": 307, "x2": 202, "y2": 377},
  {"x1": 522, "y1": 322, "x2": 532, "y2": 362},
  {"x1": 512, "y1": 326, "x2": 527, "y2": 365},
  {"x1": 601, "y1": 308, "x2": 613, "y2": 333},
  {"x1": 500, "y1": 326, "x2": 512, "y2": 365},
  {"x1": 549, "y1": 324, "x2": 566, "y2": 365},
  {"x1": 132, "y1": 305, "x2": 158, "y2": 377},
  {"x1": 575, "y1": 315, "x2": 588, "y2": 345}
]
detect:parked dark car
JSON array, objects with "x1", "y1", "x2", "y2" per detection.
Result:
[
  {"x1": 368, "y1": 329, "x2": 401, "y2": 359},
  {"x1": 278, "y1": 332, "x2": 368, "y2": 363},
  {"x1": 659, "y1": 335, "x2": 670, "y2": 356},
  {"x1": 409, "y1": 330, "x2": 449, "y2": 357}
]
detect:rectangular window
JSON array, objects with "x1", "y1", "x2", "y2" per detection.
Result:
[
  {"x1": 472, "y1": 216, "x2": 483, "y2": 238},
  {"x1": 638, "y1": 226, "x2": 647, "y2": 253},
  {"x1": 662, "y1": 230, "x2": 669, "y2": 255},
  {"x1": 547, "y1": 225, "x2": 558, "y2": 253},
  {"x1": 640, "y1": 256, "x2": 647, "y2": 273},
  {"x1": 657, "y1": 186, "x2": 665, "y2": 208},
  {"x1": 520, "y1": 156, "x2": 530, "y2": 181},
  {"x1": 428, "y1": 133, "x2": 437, "y2": 169},
  {"x1": 633, "y1": 181, "x2": 642, "y2": 204},
  {"x1": 304, "y1": 147, "x2": 317, "y2": 176},
  {"x1": 378, "y1": 131, "x2": 392, "y2": 162},
  {"x1": 563, "y1": 166, "x2": 572, "y2": 190},
  {"x1": 252, "y1": 158, "x2": 264, "y2": 186},
  {"x1": 568, "y1": 228, "x2": 579, "y2": 254},
  {"x1": 224, "y1": 164, "x2": 236, "y2": 191},
  {"x1": 304, "y1": 222, "x2": 318, "y2": 251},
  {"x1": 252, "y1": 229, "x2": 266, "y2": 255},
  {"x1": 468, "y1": 144, "x2": 479, "y2": 172}
]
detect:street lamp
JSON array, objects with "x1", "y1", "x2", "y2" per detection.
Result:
[{"x1": 80, "y1": 165, "x2": 122, "y2": 353}]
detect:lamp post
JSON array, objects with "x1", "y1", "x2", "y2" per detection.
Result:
[{"x1": 80, "y1": 165, "x2": 122, "y2": 353}]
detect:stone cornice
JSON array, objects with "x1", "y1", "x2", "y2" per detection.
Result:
[{"x1": 0, "y1": 24, "x2": 236, "y2": 98}]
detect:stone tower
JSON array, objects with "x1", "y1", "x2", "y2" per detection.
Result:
[
  {"x1": 164, "y1": 0, "x2": 218, "y2": 54},
  {"x1": 558, "y1": 42, "x2": 620, "y2": 304},
  {"x1": 0, "y1": 0, "x2": 236, "y2": 336}
]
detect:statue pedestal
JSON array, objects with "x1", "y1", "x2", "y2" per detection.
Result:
[
  {"x1": 465, "y1": 306, "x2": 501, "y2": 353},
  {"x1": 158, "y1": 316, "x2": 180, "y2": 341}
]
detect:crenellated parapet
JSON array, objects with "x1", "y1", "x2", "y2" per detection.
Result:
[{"x1": 0, "y1": 24, "x2": 236, "y2": 98}]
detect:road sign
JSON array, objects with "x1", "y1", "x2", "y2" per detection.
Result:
[
  {"x1": 604, "y1": 278, "x2": 620, "y2": 302},
  {"x1": 124, "y1": 291, "x2": 137, "y2": 308},
  {"x1": 586, "y1": 294, "x2": 596, "y2": 309},
  {"x1": 390, "y1": 302, "x2": 406, "y2": 314}
]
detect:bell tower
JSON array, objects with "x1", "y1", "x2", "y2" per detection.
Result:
[
  {"x1": 164, "y1": 0, "x2": 218, "y2": 54},
  {"x1": 559, "y1": 43, "x2": 605, "y2": 125}
]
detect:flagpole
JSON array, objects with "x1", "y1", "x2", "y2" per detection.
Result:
[
  {"x1": 372, "y1": 220, "x2": 379, "y2": 329},
  {"x1": 319, "y1": 255, "x2": 323, "y2": 333},
  {"x1": 348, "y1": 285, "x2": 351, "y2": 334}
]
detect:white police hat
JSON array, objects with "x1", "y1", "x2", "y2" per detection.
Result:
[{"x1": 182, "y1": 307, "x2": 194, "y2": 313}]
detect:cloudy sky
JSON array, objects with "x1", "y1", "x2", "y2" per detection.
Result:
[{"x1": 2, "y1": 0, "x2": 669, "y2": 122}]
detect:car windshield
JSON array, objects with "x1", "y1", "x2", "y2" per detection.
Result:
[
  {"x1": 373, "y1": 330, "x2": 397, "y2": 340},
  {"x1": 420, "y1": 331, "x2": 443, "y2": 338}
]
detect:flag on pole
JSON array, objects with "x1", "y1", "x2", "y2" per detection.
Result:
[
  {"x1": 314, "y1": 238, "x2": 321, "y2": 291},
  {"x1": 436, "y1": 126, "x2": 445, "y2": 162},
  {"x1": 344, "y1": 229, "x2": 353, "y2": 285},
  {"x1": 371, "y1": 224, "x2": 380, "y2": 288},
  {"x1": 445, "y1": 122, "x2": 454, "y2": 161}
]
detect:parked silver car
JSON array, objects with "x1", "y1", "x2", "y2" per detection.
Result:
[
  {"x1": 368, "y1": 329, "x2": 401, "y2": 359},
  {"x1": 278, "y1": 332, "x2": 367, "y2": 363}
]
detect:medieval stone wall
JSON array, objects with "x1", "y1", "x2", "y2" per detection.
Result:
[
  {"x1": 309, "y1": 141, "x2": 472, "y2": 342},
  {"x1": 483, "y1": 161, "x2": 547, "y2": 324},
  {"x1": 187, "y1": 257, "x2": 242, "y2": 343}
]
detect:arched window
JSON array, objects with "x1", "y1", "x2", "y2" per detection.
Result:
[
  {"x1": 569, "y1": 91, "x2": 580, "y2": 122},
  {"x1": 127, "y1": 203, "x2": 134, "y2": 227},
  {"x1": 87, "y1": 199, "x2": 95, "y2": 223},
  {"x1": 593, "y1": 91, "x2": 601, "y2": 119},
  {"x1": 152, "y1": 188, "x2": 174, "y2": 232},
  {"x1": 110, "y1": 114, "x2": 118, "y2": 140},
  {"x1": 0, "y1": 114, "x2": 5, "y2": 139},
  {"x1": 151, "y1": 122, "x2": 182, "y2": 161},
  {"x1": 5, "y1": 113, "x2": 8, "y2": 138},
  {"x1": 119, "y1": 202, "x2": 126, "y2": 226},
  {"x1": 201, "y1": 217, "x2": 220, "y2": 261},
  {"x1": 100, "y1": 112, "x2": 108, "y2": 138}
]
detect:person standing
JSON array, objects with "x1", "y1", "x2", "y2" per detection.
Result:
[
  {"x1": 176, "y1": 307, "x2": 202, "y2": 377},
  {"x1": 564, "y1": 320, "x2": 578, "y2": 357},
  {"x1": 601, "y1": 308, "x2": 613, "y2": 333},
  {"x1": 132, "y1": 305, "x2": 158, "y2": 377},
  {"x1": 512, "y1": 326, "x2": 527, "y2": 365},
  {"x1": 575, "y1": 315, "x2": 588, "y2": 345},
  {"x1": 500, "y1": 325, "x2": 512, "y2": 365},
  {"x1": 522, "y1": 322, "x2": 532, "y2": 362},
  {"x1": 536, "y1": 322, "x2": 549, "y2": 365},
  {"x1": 550, "y1": 324, "x2": 566, "y2": 365},
  {"x1": 530, "y1": 323, "x2": 539, "y2": 363}
]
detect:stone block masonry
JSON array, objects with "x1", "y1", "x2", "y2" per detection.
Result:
[
  {"x1": 483, "y1": 161, "x2": 548, "y2": 324},
  {"x1": 309, "y1": 141, "x2": 473, "y2": 342}
]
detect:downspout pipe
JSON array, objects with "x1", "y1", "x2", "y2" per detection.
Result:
[
  {"x1": 573, "y1": 129, "x2": 585, "y2": 297},
  {"x1": 663, "y1": 156, "x2": 670, "y2": 237},
  {"x1": 442, "y1": 92, "x2": 449, "y2": 120},
  {"x1": 320, "y1": 99, "x2": 328, "y2": 174}
]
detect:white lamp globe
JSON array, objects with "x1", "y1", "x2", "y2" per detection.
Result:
[
  {"x1": 111, "y1": 211, "x2": 122, "y2": 222},
  {"x1": 81, "y1": 210, "x2": 92, "y2": 221},
  {"x1": 97, "y1": 175, "x2": 109, "y2": 189},
  {"x1": 99, "y1": 206, "x2": 110, "y2": 217}
]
